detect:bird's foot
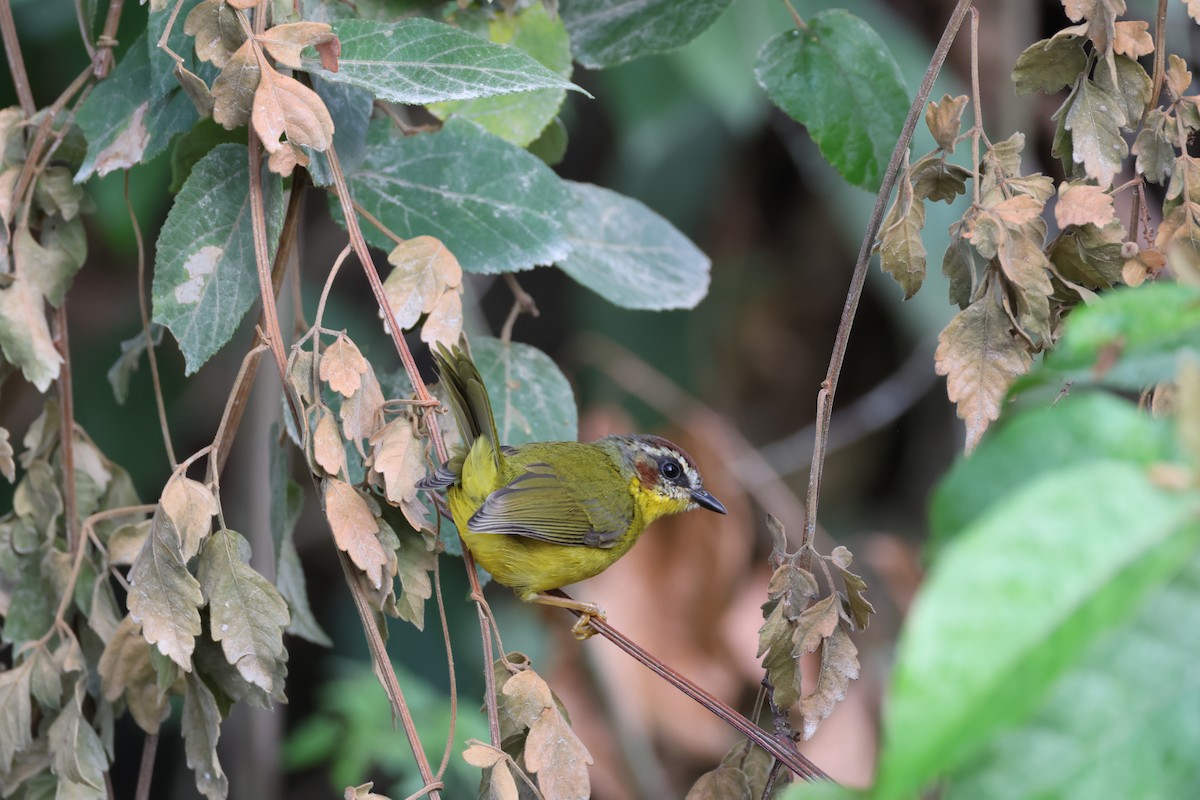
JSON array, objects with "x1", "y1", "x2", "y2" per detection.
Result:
[{"x1": 569, "y1": 604, "x2": 606, "y2": 640}]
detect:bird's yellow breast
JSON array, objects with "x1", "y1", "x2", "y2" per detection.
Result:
[{"x1": 449, "y1": 464, "x2": 681, "y2": 600}]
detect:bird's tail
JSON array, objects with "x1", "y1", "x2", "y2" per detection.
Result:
[{"x1": 432, "y1": 343, "x2": 499, "y2": 460}]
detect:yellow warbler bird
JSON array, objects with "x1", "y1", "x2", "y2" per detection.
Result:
[{"x1": 418, "y1": 344, "x2": 726, "y2": 637}]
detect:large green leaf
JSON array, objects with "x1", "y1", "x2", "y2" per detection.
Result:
[
  {"x1": 929, "y1": 392, "x2": 1180, "y2": 554},
  {"x1": 472, "y1": 336, "x2": 577, "y2": 446},
  {"x1": 428, "y1": 4, "x2": 572, "y2": 148},
  {"x1": 302, "y1": 18, "x2": 582, "y2": 104},
  {"x1": 876, "y1": 462, "x2": 1200, "y2": 799},
  {"x1": 559, "y1": 0, "x2": 734, "y2": 69},
  {"x1": 152, "y1": 144, "x2": 285, "y2": 374},
  {"x1": 754, "y1": 11, "x2": 907, "y2": 190},
  {"x1": 944, "y1": 551, "x2": 1200, "y2": 799},
  {"x1": 1013, "y1": 282, "x2": 1200, "y2": 397},
  {"x1": 75, "y1": 32, "x2": 198, "y2": 181},
  {"x1": 556, "y1": 181, "x2": 711, "y2": 310},
  {"x1": 338, "y1": 119, "x2": 571, "y2": 274},
  {"x1": 303, "y1": 76, "x2": 373, "y2": 188}
]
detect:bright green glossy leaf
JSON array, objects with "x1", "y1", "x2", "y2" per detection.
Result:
[
  {"x1": 302, "y1": 18, "x2": 582, "y2": 105},
  {"x1": 876, "y1": 462, "x2": 1200, "y2": 799},
  {"x1": 338, "y1": 119, "x2": 571, "y2": 274},
  {"x1": 560, "y1": 0, "x2": 733, "y2": 69},
  {"x1": 1012, "y1": 283, "x2": 1200, "y2": 397},
  {"x1": 152, "y1": 144, "x2": 285, "y2": 374},
  {"x1": 472, "y1": 336, "x2": 577, "y2": 446},
  {"x1": 755, "y1": 11, "x2": 907, "y2": 190},
  {"x1": 929, "y1": 392, "x2": 1180, "y2": 554},
  {"x1": 944, "y1": 551, "x2": 1200, "y2": 799},
  {"x1": 556, "y1": 181, "x2": 711, "y2": 310}
]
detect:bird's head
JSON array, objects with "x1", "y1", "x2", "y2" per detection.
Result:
[{"x1": 602, "y1": 434, "x2": 727, "y2": 521}]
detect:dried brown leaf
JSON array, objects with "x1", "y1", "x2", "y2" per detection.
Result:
[
  {"x1": 1111, "y1": 19, "x2": 1152, "y2": 58},
  {"x1": 257, "y1": 22, "x2": 335, "y2": 70},
  {"x1": 499, "y1": 668, "x2": 554, "y2": 730},
  {"x1": 1166, "y1": 54, "x2": 1193, "y2": 100},
  {"x1": 685, "y1": 763, "x2": 752, "y2": 800},
  {"x1": 175, "y1": 65, "x2": 215, "y2": 117},
  {"x1": 340, "y1": 366, "x2": 385, "y2": 457},
  {"x1": 998, "y1": 227, "x2": 1054, "y2": 341},
  {"x1": 799, "y1": 625, "x2": 859, "y2": 741},
  {"x1": 1187, "y1": 0, "x2": 1200, "y2": 23},
  {"x1": 252, "y1": 62, "x2": 334, "y2": 155},
  {"x1": 160, "y1": 476, "x2": 218, "y2": 562},
  {"x1": 792, "y1": 593, "x2": 841, "y2": 656},
  {"x1": 369, "y1": 419, "x2": 423, "y2": 505},
  {"x1": 313, "y1": 409, "x2": 347, "y2": 478},
  {"x1": 758, "y1": 602, "x2": 803, "y2": 708},
  {"x1": 98, "y1": 616, "x2": 170, "y2": 733},
  {"x1": 320, "y1": 335, "x2": 368, "y2": 397},
  {"x1": 419, "y1": 289, "x2": 464, "y2": 350},
  {"x1": 877, "y1": 174, "x2": 927, "y2": 300},
  {"x1": 910, "y1": 155, "x2": 970, "y2": 204},
  {"x1": 382, "y1": 236, "x2": 464, "y2": 331},
  {"x1": 1121, "y1": 246, "x2": 1166, "y2": 286},
  {"x1": 0, "y1": 274, "x2": 63, "y2": 391},
  {"x1": 184, "y1": 0, "x2": 247, "y2": 68},
  {"x1": 1055, "y1": 181, "x2": 1115, "y2": 228},
  {"x1": 935, "y1": 283, "x2": 1033, "y2": 452},
  {"x1": 1050, "y1": 221, "x2": 1128, "y2": 289},
  {"x1": 463, "y1": 744, "x2": 521, "y2": 800},
  {"x1": 322, "y1": 478, "x2": 387, "y2": 588},
  {"x1": 925, "y1": 93, "x2": 968, "y2": 153},
  {"x1": 525, "y1": 707, "x2": 593, "y2": 800},
  {"x1": 211, "y1": 41, "x2": 260, "y2": 129}
]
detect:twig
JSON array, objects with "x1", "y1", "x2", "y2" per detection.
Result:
[
  {"x1": 1129, "y1": 0, "x2": 1169, "y2": 241},
  {"x1": 125, "y1": 172, "x2": 177, "y2": 469},
  {"x1": 134, "y1": 733, "x2": 159, "y2": 800},
  {"x1": 549, "y1": 589, "x2": 830, "y2": 782},
  {"x1": 54, "y1": 306, "x2": 80, "y2": 553},
  {"x1": 431, "y1": 557, "x2": 458, "y2": 782},
  {"x1": 499, "y1": 273, "x2": 539, "y2": 344},
  {"x1": 801, "y1": 0, "x2": 973, "y2": 558},
  {"x1": 0, "y1": 0, "x2": 35, "y2": 117},
  {"x1": 969, "y1": 7, "x2": 981, "y2": 208},
  {"x1": 91, "y1": 0, "x2": 125, "y2": 77},
  {"x1": 247, "y1": 139, "x2": 291, "y2": 386}
]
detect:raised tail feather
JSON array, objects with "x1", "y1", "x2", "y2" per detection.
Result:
[{"x1": 432, "y1": 344, "x2": 500, "y2": 460}]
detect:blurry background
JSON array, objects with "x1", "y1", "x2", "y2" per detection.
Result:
[{"x1": 3, "y1": 0, "x2": 1179, "y2": 797}]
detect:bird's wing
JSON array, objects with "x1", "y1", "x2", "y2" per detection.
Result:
[{"x1": 467, "y1": 462, "x2": 628, "y2": 549}]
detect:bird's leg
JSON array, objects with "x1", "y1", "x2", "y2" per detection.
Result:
[{"x1": 527, "y1": 593, "x2": 607, "y2": 640}]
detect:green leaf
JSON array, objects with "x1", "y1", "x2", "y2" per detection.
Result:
[
  {"x1": 106, "y1": 325, "x2": 163, "y2": 405},
  {"x1": 754, "y1": 11, "x2": 908, "y2": 191},
  {"x1": 48, "y1": 684, "x2": 108, "y2": 792},
  {"x1": 75, "y1": 33, "x2": 198, "y2": 181},
  {"x1": 1011, "y1": 35, "x2": 1086, "y2": 96},
  {"x1": 1064, "y1": 78, "x2": 1127, "y2": 188},
  {"x1": 1093, "y1": 54, "x2": 1151, "y2": 132},
  {"x1": 303, "y1": 18, "x2": 582, "y2": 104},
  {"x1": 339, "y1": 119, "x2": 571, "y2": 274},
  {"x1": 182, "y1": 671, "x2": 228, "y2": 800},
  {"x1": 556, "y1": 181, "x2": 712, "y2": 310},
  {"x1": 127, "y1": 503, "x2": 204, "y2": 670},
  {"x1": 152, "y1": 143, "x2": 285, "y2": 374},
  {"x1": 875, "y1": 462, "x2": 1200, "y2": 799},
  {"x1": 0, "y1": 275, "x2": 62, "y2": 392},
  {"x1": 1012, "y1": 283, "x2": 1200, "y2": 396},
  {"x1": 197, "y1": 529, "x2": 290, "y2": 694},
  {"x1": 429, "y1": 4, "x2": 571, "y2": 148},
  {"x1": 560, "y1": 0, "x2": 733, "y2": 69},
  {"x1": 930, "y1": 392, "x2": 1179, "y2": 555},
  {"x1": 944, "y1": 551, "x2": 1200, "y2": 799},
  {"x1": 168, "y1": 118, "x2": 245, "y2": 194},
  {"x1": 472, "y1": 336, "x2": 577, "y2": 446},
  {"x1": 303, "y1": 75, "x2": 373, "y2": 187},
  {"x1": 2, "y1": 542, "x2": 55, "y2": 645},
  {"x1": 0, "y1": 659, "x2": 33, "y2": 773}
]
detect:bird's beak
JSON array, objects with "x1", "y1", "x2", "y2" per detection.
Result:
[{"x1": 691, "y1": 488, "x2": 727, "y2": 515}]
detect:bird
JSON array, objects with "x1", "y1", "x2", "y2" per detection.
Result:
[{"x1": 417, "y1": 344, "x2": 727, "y2": 638}]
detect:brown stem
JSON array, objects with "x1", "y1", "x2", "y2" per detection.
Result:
[
  {"x1": 499, "y1": 273, "x2": 539, "y2": 344},
  {"x1": 969, "y1": 6, "x2": 981, "y2": 208},
  {"x1": 12, "y1": 66, "x2": 92, "y2": 227},
  {"x1": 134, "y1": 733, "x2": 159, "y2": 800},
  {"x1": 548, "y1": 590, "x2": 830, "y2": 782},
  {"x1": 247, "y1": 139, "x2": 291, "y2": 386},
  {"x1": 0, "y1": 0, "x2": 35, "y2": 116},
  {"x1": 54, "y1": 305, "x2": 80, "y2": 553},
  {"x1": 212, "y1": 173, "x2": 306, "y2": 477},
  {"x1": 801, "y1": 0, "x2": 973, "y2": 559},
  {"x1": 91, "y1": 0, "x2": 126, "y2": 78},
  {"x1": 1129, "y1": 0, "x2": 1169, "y2": 242},
  {"x1": 324, "y1": 143, "x2": 504, "y2": 746}
]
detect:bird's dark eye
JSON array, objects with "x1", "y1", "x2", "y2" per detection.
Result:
[{"x1": 661, "y1": 460, "x2": 682, "y2": 481}]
